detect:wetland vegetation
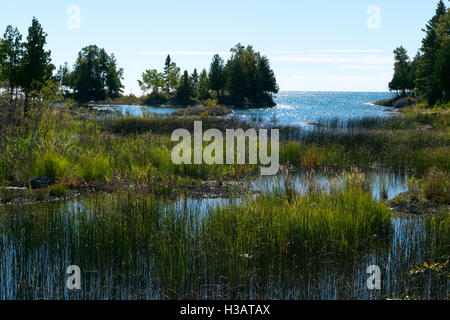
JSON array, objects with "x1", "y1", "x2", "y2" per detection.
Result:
[{"x1": 0, "y1": 3, "x2": 449, "y2": 300}]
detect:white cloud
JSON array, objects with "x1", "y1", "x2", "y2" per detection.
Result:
[
  {"x1": 269, "y1": 54, "x2": 393, "y2": 65},
  {"x1": 340, "y1": 65, "x2": 392, "y2": 70},
  {"x1": 277, "y1": 74, "x2": 392, "y2": 92},
  {"x1": 138, "y1": 51, "x2": 230, "y2": 56}
]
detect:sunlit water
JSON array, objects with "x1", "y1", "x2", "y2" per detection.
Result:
[{"x1": 95, "y1": 92, "x2": 396, "y2": 126}]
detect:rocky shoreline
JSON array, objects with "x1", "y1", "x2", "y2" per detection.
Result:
[{"x1": 373, "y1": 96, "x2": 417, "y2": 109}]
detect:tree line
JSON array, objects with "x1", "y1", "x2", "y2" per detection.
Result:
[
  {"x1": 0, "y1": 17, "x2": 124, "y2": 107},
  {"x1": 0, "y1": 17, "x2": 54, "y2": 114},
  {"x1": 0, "y1": 17, "x2": 278, "y2": 109},
  {"x1": 138, "y1": 44, "x2": 279, "y2": 107},
  {"x1": 389, "y1": 0, "x2": 450, "y2": 106}
]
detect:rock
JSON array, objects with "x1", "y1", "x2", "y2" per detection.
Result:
[
  {"x1": 28, "y1": 177, "x2": 55, "y2": 189},
  {"x1": 373, "y1": 96, "x2": 417, "y2": 108},
  {"x1": 393, "y1": 96, "x2": 417, "y2": 108}
]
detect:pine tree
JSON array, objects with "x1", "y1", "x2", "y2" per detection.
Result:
[
  {"x1": 197, "y1": 69, "x2": 210, "y2": 100},
  {"x1": 257, "y1": 55, "x2": 279, "y2": 96},
  {"x1": 69, "y1": 45, "x2": 123, "y2": 102},
  {"x1": 416, "y1": 0, "x2": 447, "y2": 105},
  {"x1": 176, "y1": 70, "x2": 193, "y2": 104},
  {"x1": 0, "y1": 25, "x2": 23, "y2": 98},
  {"x1": 56, "y1": 62, "x2": 71, "y2": 96},
  {"x1": 20, "y1": 17, "x2": 54, "y2": 114},
  {"x1": 164, "y1": 55, "x2": 171, "y2": 94},
  {"x1": 191, "y1": 68, "x2": 199, "y2": 97},
  {"x1": 435, "y1": 8, "x2": 450, "y2": 102},
  {"x1": 209, "y1": 54, "x2": 225, "y2": 97}
]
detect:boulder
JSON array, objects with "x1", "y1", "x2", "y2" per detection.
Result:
[{"x1": 28, "y1": 177, "x2": 55, "y2": 189}]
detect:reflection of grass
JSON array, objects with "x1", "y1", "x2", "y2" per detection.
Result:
[
  {"x1": 48, "y1": 184, "x2": 67, "y2": 197},
  {"x1": 426, "y1": 212, "x2": 450, "y2": 259},
  {"x1": 0, "y1": 176, "x2": 394, "y2": 299}
]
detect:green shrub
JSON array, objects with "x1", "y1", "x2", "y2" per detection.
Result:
[
  {"x1": 423, "y1": 168, "x2": 450, "y2": 204},
  {"x1": 34, "y1": 152, "x2": 70, "y2": 179},
  {"x1": 81, "y1": 155, "x2": 113, "y2": 182}
]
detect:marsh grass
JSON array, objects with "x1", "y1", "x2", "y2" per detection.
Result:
[
  {"x1": 0, "y1": 175, "x2": 398, "y2": 299},
  {"x1": 425, "y1": 211, "x2": 450, "y2": 260}
]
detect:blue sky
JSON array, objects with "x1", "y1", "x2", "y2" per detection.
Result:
[{"x1": 0, "y1": 0, "x2": 442, "y2": 93}]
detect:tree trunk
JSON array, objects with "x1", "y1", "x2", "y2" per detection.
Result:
[{"x1": 24, "y1": 93, "x2": 29, "y2": 117}]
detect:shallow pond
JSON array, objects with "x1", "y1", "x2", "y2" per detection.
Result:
[{"x1": 0, "y1": 171, "x2": 447, "y2": 300}]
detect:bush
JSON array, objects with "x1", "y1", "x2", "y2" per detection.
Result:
[
  {"x1": 34, "y1": 152, "x2": 70, "y2": 179},
  {"x1": 81, "y1": 155, "x2": 112, "y2": 182},
  {"x1": 423, "y1": 168, "x2": 450, "y2": 204}
]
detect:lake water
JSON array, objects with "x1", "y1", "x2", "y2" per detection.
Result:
[
  {"x1": 3, "y1": 91, "x2": 444, "y2": 300},
  {"x1": 95, "y1": 91, "x2": 396, "y2": 126},
  {"x1": 0, "y1": 194, "x2": 446, "y2": 300}
]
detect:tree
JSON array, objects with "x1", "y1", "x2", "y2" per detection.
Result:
[
  {"x1": 0, "y1": 26, "x2": 23, "y2": 98},
  {"x1": 163, "y1": 55, "x2": 180, "y2": 94},
  {"x1": 197, "y1": 69, "x2": 210, "y2": 100},
  {"x1": 389, "y1": 46, "x2": 413, "y2": 96},
  {"x1": 209, "y1": 54, "x2": 226, "y2": 97},
  {"x1": 191, "y1": 68, "x2": 199, "y2": 97},
  {"x1": 416, "y1": 0, "x2": 447, "y2": 105},
  {"x1": 176, "y1": 70, "x2": 193, "y2": 103},
  {"x1": 138, "y1": 69, "x2": 164, "y2": 94},
  {"x1": 69, "y1": 45, "x2": 123, "y2": 102},
  {"x1": 223, "y1": 44, "x2": 278, "y2": 106},
  {"x1": 20, "y1": 17, "x2": 54, "y2": 114},
  {"x1": 435, "y1": 9, "x2": 450, "y2": 101},
  {"x1": 257, "y1": 55, "x2": 279, "y2": 96},
  {"x1": 164, "y1": 55, "x2": 171, "y2": 93},
  {"x1": 56, "y1": 62, "x2": 71, "y2": 96}
]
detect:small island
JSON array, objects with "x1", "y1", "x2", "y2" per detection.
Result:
[{"x1": 56, "y1": 44, "x2": 279, "y2": 110}]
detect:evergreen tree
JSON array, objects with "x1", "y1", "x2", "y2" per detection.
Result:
[
  {"x1": 0, "y1": 26, "x2": 23, "y2": 97},
  {"x1": 209, "y1": 54, "x2": 226, "y2": 97},
  {"x1": 435, "y1": 8, "x2": 450, "y2": 101},
  {"x1": 223, "y1": 44, "x2": 278, "y2": 106},
  {"x1": 163, "y1": 54, "x2": 180, "y2": 94},
  {"x1": 197, "y1": 69, "x2": 210, "y2": 100},
  {"x1": 69, "y1": 45, "x2": 123, "y2": 102},
  {"x1": 56, "y1": 62, "x2": 71, "y2": 96},
  {"x1": 257, "y1": 55, "x2": 279, "y2": 96},
  {"x1": 164, "y1": 55, "x2": 171, "y2": 93},
  {"x1": 176, "y1": 70, "x2": 193, "y2": 103},
  {"x1": 20, "y1": 17, "x2": 54, "y2": 113},
  {"x1": 191, "y1": 68, "x2": 199, "y2": 97},
  {"x1": 389, "y1": 46, "x2": 413, "y2": 96},
  {"x1": 416, "y1": 0, "x2": 447, "y2": 105}
]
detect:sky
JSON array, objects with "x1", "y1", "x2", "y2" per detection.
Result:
[{"x1": 0, "y1": 0, "x2": 443, "y2": 94}]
